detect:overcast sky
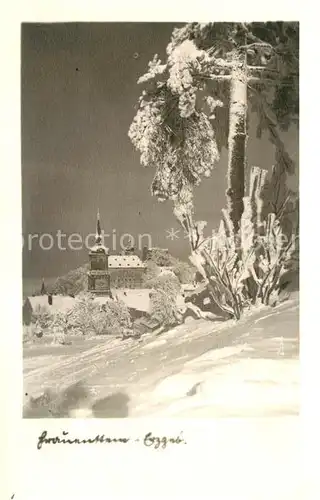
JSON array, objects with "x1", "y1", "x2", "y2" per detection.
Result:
[{"x1": 22, "y1": 23, "x2": 299, "y2": 282}]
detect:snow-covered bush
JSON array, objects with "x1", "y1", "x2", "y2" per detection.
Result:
[
  {"x1": 50, "y1": 310, "x2": 69, "y2": 344},
  {"x1": 95, "y1": 299, "x2": 132, "y2": 336},
  {"x1": 67, "y1": 293, "x2": 99, "y2": 335},
  {"x1": 172, "y1": 259, "x2": 196, "y2": 284},
  {"x1": 251, "y1": 213, "x2": 298, "y2": 305},
  {"x1": 142, "y1": 261, "x2": 160, "y2": 288},
  {"x1": 147, "y1": 273, "x2": 181, "y2": 296},
  {"x1": 149, "y1": 274, "x2": 182, "y2": 328},
  {"x1": 68, "y1": 292, "x2": 132, "y2": 336},
  {"x1": 31, "y1": 304, "x2": 53, "y2": 330},
  {"x1": 188, "y1": 166, "x2": 298, "y2": 319},
  {"x1": 150, "y1": 290, "x2": 183, "y2": 328}
]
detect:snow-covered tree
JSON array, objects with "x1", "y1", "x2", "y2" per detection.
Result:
[
  {"x1": 51, "y1": 263, "x2": 89, "y2": 296},
  {"x1": 68, "y1": 292, "x2": 100, "y2": 335},
  {"x1": 149, "y1": 274, "x2": 182, "y2": 328},
  {"x1": 129, "y1": 22, "x2": 298, "y2": 233},
  {"x1": 51, "y1": 310, "x2": 69, "y2": 344},
  {"x1": 68, "y1": 292, "x2": 132, "y2": 337},
  {"x1": 129, "y1": 22, "x2": 298, "y2": 319},
  {"x1": 98, "y1": 299, "x2": 132, "y2": 337},
  {"x1": 31, "y1": 304, "x2": 53, "y2": 330}
]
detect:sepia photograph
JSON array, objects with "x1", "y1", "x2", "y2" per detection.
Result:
[{"x1": 22, "y1": 21, "x2": 299, "y2": 418}]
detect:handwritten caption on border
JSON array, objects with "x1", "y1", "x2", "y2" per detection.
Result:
[{"x1": 37, "y1": 430, "x2": 186, "y2": 450}]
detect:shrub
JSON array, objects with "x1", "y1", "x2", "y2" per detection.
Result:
[
  {"x1": 187, "y1": 166, "x2": 298, "y2": 319},
  {"x1": 31, "y1": 304, "x2": 53, "y2": 330},
  {"x1": 51, "y1": 310, "x2": 69, "y2": 344},
  {"x1": 142, "y1": 261, "x2": 161, "y2": 288},
  {"x1": 143, "y1": 250, "x2": 196, "y2": 285},
  {"x1": 172, "y1": 259, "x2": 196, "y2": 284},
  {"x1": 67, "y1": 292, "x2": 132, "y2": 336},
  {"x1": 149, "y1": 274, "x2": 182, "y2": 328},
  {"x1": 146, "y1": 248, "x2": 174, "y2": 267},
  {"x1": 95, "y1": 299, "x2": 132, "y2": 336},
  {"x1": 147, "y1": 273, "x2": 181, "y2": 294},
  {"x1": 67, "y1": 293, "x2": 101, "y2": 335},
  {"x1": 251, "y1": 214, "x2": 298, "y2": 305},
  {"x1": 150, "y1": 290, "x2": 182, "y2": 328}
]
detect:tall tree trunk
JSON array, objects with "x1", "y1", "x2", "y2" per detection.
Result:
[{"x1": 226, "y1": 62, "x2": 247, "y2": 234}]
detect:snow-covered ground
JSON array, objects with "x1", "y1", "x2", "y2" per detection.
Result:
[{"x1": 23, "y1": 293, "x2": 299, "y2": 418}]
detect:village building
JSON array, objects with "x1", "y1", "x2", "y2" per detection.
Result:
[
  {"x1": 22, "y1": 294, "x2": 76, "y2": 325},
  {"x1": 22, "y1": 211, "x2": 149, "y2": 325},
  {"x1": 108, "y1": 254, "x2": 146, "y2": 289},
  {"x1": 88, "y1": 211, "x2": 146, "y2": 293}
]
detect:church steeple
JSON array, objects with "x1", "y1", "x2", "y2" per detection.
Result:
[
  {"x1": 90, "y1": 209, "x2": 108, "y2": 254},
  {"x1": 95, "y1": 208, "x2": 102, "y2": 245},
  {"x1": 88, "y1": 209, "x2": 111, "y2": 296}
]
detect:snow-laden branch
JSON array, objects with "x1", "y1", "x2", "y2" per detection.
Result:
[
  {"x1": 239, "y1": 42, "x2": 274, "y2": 51},
  {"x1": 247, "y1": 66, "x2": 279, "y2": 72}
]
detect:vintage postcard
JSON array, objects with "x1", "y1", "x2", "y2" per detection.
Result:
[
  {"x1": 1, "y1": 10, "x2": 309, "y2": 500},
  {"x1": 22, "y1": 21, "x2": 299, "y2": 420}
]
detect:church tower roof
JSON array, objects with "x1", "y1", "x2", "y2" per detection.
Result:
[
  {"x1": 95, "y1": 208, "x2": 102, "y2": 244},
  {"x1": 89, "y1": 209, "x2": 108, "y2": 253}
]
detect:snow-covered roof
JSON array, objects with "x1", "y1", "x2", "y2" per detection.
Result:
[
  {"x1": 89, "y1": 244, "x2": 109, "y2": 253},
  {"x1": 26, "y1": 295, "x2": 76, "y2": 312},
  {"x1": 108, "y1": 255, "x2": 146, "y2": 269},
  {"x1": 112, "y1": 289, "x2": 151, "y2": 312},
  {"x1": 92, "y1": 289, "x2": 151, "y2": 313},
  {"x1": 93, "y1": 296, "x2": 113, "y2": 307}
]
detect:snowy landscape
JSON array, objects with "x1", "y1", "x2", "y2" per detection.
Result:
[
  {"x1": 24, "y1": 292, "x2": 298, "y2": 417},
  {"x1": 22, "y1": 21, "x2": 299, "y2": 419}
]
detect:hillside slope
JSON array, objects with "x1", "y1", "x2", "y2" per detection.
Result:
[{"x1": 23, "y1": 293, "x2": 299, "y2": 418}]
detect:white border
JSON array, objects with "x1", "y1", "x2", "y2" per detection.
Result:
[{"x1": 1, "y1": 2, "x2": 318, "y2": 499}]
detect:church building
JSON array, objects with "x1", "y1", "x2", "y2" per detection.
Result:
[{"x1": 87, "y1": 211, "x2": 146, "y2": 295}]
